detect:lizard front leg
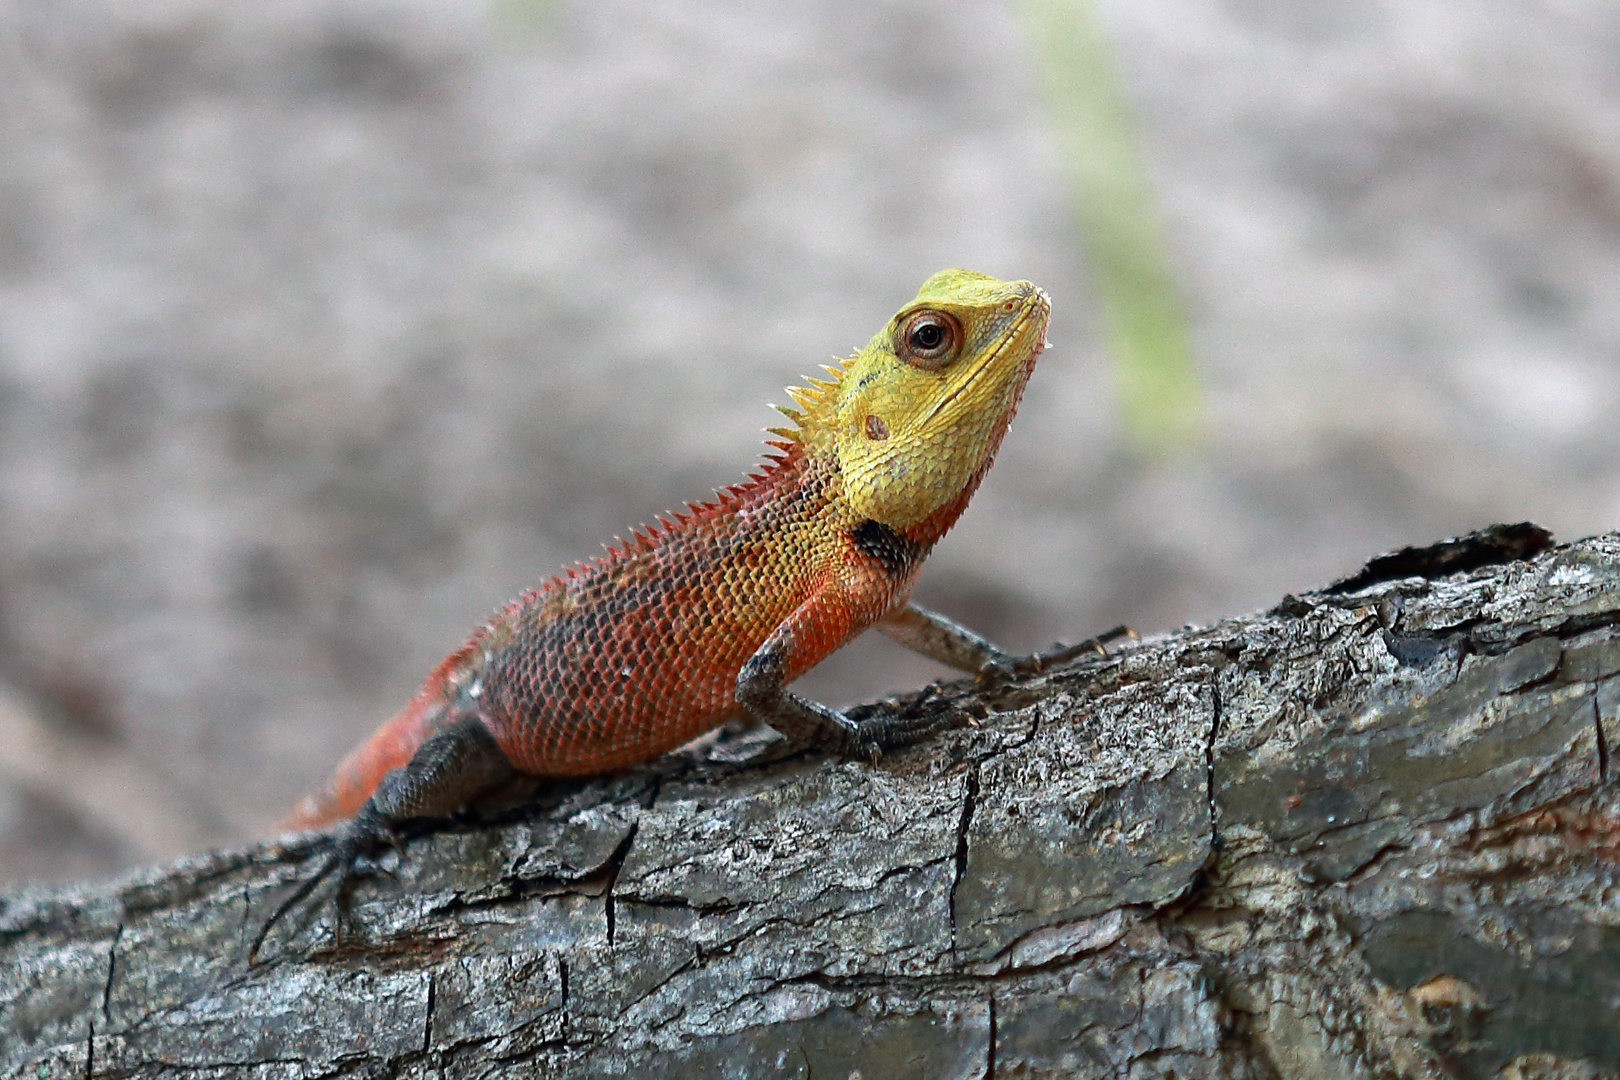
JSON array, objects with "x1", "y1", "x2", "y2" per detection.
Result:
[
  {"x1": 736, "y1": 591, "x2": 951, "y2": 760},
  {"x1": 879, "y1": 601, "x2": 1132, "y2": 680}
]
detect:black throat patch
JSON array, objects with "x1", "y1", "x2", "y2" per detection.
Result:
[{"x1": 851, "y1": 519, "x2": 922, "y2": 578}]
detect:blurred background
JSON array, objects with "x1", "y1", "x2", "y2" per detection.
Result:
[{"x1": 1, "y1": 0, "x2": 1616, "y2": 888}]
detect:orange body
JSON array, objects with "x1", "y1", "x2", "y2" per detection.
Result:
[{"x1": 286, "y1": 445, "x2": 941, "y2": 828}]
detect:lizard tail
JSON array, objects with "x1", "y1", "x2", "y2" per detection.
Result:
[
  {"x1": 278, "y1": 699, "x2": 434, "y2": 830},
  {"x1": 280, "y1": 637, "x2": 486, "y2": 835},
  {"x1": 278, "y1": 643, "x2": 481, "y2": 831}
]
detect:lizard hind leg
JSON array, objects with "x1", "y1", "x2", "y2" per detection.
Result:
[{"x1": 249, "y1": 715, "x2": 516, "y2": 964}]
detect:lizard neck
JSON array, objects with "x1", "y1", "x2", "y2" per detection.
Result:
[
  {"x1": 895, "y1": 385, "x2": 1024, "y2": 548},
  {"x1": 900, "y1": 460, "x2": 988, "y2": 547}
]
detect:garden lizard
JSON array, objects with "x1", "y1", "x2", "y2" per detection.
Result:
[{"x1": 257, "y1": 269, "x2": 1122, "y2": 957}]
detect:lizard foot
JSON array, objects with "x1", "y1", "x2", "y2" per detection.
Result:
[
  {"x1": 248, "y1": 808, "x2": 401, "y2": 965},
  {"x1": 842, "y1": 685, "x2": 962, "y2": 757},
  {"x1": 248, "y1": 717, "x2": 518, "y2": 965},
  {"x1": 976, "y1": 624, "x2": 1136, "y2": 686}
]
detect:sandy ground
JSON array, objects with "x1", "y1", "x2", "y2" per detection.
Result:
[{"x1": 1, "y1": 0, "x2": 1616, "y2": 887}]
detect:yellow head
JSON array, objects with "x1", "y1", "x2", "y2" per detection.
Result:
[{"x1": 776, "y1": 269, "x2": 1050, "y2": 537}]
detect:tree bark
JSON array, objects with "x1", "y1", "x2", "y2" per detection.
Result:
[{"x1": 4, "y1": 524, "x2": 1618, "y2": 1079}]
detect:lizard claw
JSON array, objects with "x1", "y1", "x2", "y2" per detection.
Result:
[
  {"x1": 851, "y1": 726, "x2": 884, "y2": 765},
  {"x1": 975, "y1": 658, "x2": 1016, "y2": 686}
]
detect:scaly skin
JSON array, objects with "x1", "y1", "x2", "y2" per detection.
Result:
[{"x1": 284, "y1": 269, "x2": 1053, "y2": 832}]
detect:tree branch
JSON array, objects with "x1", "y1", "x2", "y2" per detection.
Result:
[{"x1": 5, "y1": 525, "x2": 1618, "y2": 1079}]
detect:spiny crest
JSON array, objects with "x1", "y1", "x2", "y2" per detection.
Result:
[
  {"x1": 532, "y1": 451, "x2": 803, "y2": 597},
  {"x1": 525, "y1": 359, "x2": 845, "y2": 599},
  {"x1": 769, "y1": 359, "x2": 849, "y2": 444}
]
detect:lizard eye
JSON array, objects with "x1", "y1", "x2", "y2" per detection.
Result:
[{"x1": 898, "y1": 310, "x2": 962, "y2": 370}]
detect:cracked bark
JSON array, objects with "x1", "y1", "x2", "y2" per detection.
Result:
[{"x1": 5, "y1": 525, "x2": 1620, "y2": 1079}]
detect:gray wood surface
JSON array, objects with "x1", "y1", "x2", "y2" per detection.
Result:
[{"x1": 5, "y1": 526, "x2": 1618, "y2": 1078}]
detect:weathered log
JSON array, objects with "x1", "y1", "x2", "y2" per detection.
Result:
[{"x1": 4, "y1": 524, "x2": 1618, "y2": 1079}]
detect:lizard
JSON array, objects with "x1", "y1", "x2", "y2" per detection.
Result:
[{"x1": 254, "y1": 269, "x2": 1125, "y2": 959}]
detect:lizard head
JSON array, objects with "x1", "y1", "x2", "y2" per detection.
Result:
[{"x1": 776, "y1": 269, "x2": 1050, "y2": 539}]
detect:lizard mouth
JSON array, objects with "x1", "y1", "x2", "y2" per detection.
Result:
[{"x1": 918, "y1": 293, "x2": 1047, "y2": 425}]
